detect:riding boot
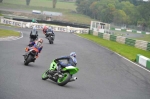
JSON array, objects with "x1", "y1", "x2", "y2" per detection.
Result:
[{"x1": 57, "y1": 65, "x2": 61, "y2": 74}]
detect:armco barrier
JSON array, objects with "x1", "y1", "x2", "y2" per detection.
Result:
[
  {"x1": 136, "y1": 54, "x2": 150, "y2": 70},
  {"x1": 0, "y1": 18, "x2": 89, "y2": 34}
]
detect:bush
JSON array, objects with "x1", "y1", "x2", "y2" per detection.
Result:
[{"x1": 0, "y1": 0, "x2": 3, "y2": 3}]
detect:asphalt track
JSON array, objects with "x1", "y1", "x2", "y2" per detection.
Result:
[
  {"x1": 0, "y1": 26, "x2": 150, "y2": 99},
  {"x1": 110, "y1": 30, "x2": 144, "y2": 38}
]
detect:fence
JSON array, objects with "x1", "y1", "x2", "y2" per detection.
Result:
[{"x1": 0, "y1": 17, "x2": 89, "y2": 34}]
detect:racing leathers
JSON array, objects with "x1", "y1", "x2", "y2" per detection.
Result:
[
  {"x1": 28, "y1": 41, "x2": 43, "y2": 53},
  {"x1": 26, "y1": 41, "x2": 43, "y2": 59},
  {"x1": 45, "y1": 28, "x2": 54, "y2": 38},
  {"x1": 54, "y1": 56, "x2": 77, "y2": 73},
  {"x1": 30, "y1": 30, "x2": 38, "y2": 41},
  {"x1": 43, "y1": 26, "x2": 48, "y2": 34}
]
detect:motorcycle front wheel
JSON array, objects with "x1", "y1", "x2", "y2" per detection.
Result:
[
  {"x1": 24, "y1": 55, "x2": 32, "y2": 65},
  {"x1": 42, "y1": 70, "x2": 49, "y2": 80}
]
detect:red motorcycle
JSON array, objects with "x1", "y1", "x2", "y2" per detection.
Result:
[{"x1": 23, "y1": 47, "x2": 39, "y2": 65}]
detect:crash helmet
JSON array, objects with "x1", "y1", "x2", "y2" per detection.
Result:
[
  {"x1": 70, "y1": 52, "x2": 76, "y2": 58},
  {"x1": 33, "y1": 25, "x2": 36, "y2": 30},
  {"x1": 35, "y1": 38, "x2": 43, "y2": 48}
]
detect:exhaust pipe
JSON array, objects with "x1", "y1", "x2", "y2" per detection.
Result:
[{"x1": 69, "y1": 77, "x2": 77, "y2": 82}]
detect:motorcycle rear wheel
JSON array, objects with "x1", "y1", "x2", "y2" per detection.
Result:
[
  {"x1": 57, "y1": 72, "x2": 71, "y2": 86},
  {"x1": 24, "y1": 55, "x2": 32, "y2": 65}
]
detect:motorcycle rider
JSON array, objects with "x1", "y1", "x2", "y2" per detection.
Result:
[
  {"x1": 43, "y1": 25, "x2": 48, "y2": 35},
  {"x1": 25, "y1": 38, "x2": 43, "y2": 60},
  {"x1": 54, "y1": 52, "x2": 77, "y2": 74},
  {"x1": 45, "y1": 26, "x2": 54, "y2": 38},
  {"x1": 30, "y1": 25, "x2": 38, "y2": 41}
]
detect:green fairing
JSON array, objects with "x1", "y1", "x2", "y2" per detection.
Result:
[
  {"x1": 42, "y1": 71, "x2": 48, "y2": 78},
  {"x1": 62, "y1": 66, "x2": 79, "y2": 75},
  {"x1": 48, "y1": 60, "x2": 79, "y2": 74},
  {"x1": 49, "y1": 60, "x2": 57, "y2": 71},
  {"x1": 57, "y1": 73, "x2": 69, "y2": 83}
]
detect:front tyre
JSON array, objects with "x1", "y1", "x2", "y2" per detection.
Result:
[
  {"x1": 24, "y1": 55, "x2": 32, "y2": 65},
  {"x1": 42, "y1": 70, "x2": 49, "y2": 80},
  {"x1": 49, "y1": 40, "x2": 52, "y2": 44},
  {"x1": 57, "y1": 72, "x2": 71, "y2": 86}
]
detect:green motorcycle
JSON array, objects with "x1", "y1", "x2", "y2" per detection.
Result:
[{"x1": 42, "y1": 60, "x2": 79, "y2": 86}]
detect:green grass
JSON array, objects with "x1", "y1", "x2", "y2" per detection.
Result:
[
  {"x1": 61, "y1": 12, "x2": 94, "y2": 24},
  {"x1": 0, "y1": 29, "x2": 20, "y2": 37},
  {"x1": 135, "y1": 35, "x2": 150, "y2": 42},
  {"x1": 2, "y1": 0, "x2": 76, "y2": 10},
  {"x1": 78, "y1": 34, "x2": 150, "y2": 61},
  {"x1": 0, "y1": 2, "x2": 95, "y2": 24}
]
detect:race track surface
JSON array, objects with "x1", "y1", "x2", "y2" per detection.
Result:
[
  {"x1": 110, "y1": 30, "x2": 144, "y2": 38},
  {"x1": 0, "y1": 26, "x2": 150, "y2": 99}
]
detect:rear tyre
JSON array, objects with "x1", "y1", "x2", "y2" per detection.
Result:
[
  {"x1": 24, "y1": 55, "x2": 32, "y2": 65},
  {"x1": 49, "y1": 40, "x2": 51, "y2": 44},
  {"x1": 24, "y1": 60, "x2": 28, "y2": 65},
  {"x1": 57, "y1": 72, "x2": 71, "y2": 86}
]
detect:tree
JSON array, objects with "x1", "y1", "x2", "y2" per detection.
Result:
[
  {"x1": 26, "y1": 0, "x2": 31, "y2": 6},
  {"x1": 53, "y1": 0, "x2": 57, "y2": 8},
  {"x1": 113, "y1": 10, "x2": 128, "y2": 25},
  {"x1": 89, "y1": 1, "x2": 98, "y2": 19},
  {"x1": 138, "y1": 2, "x2": 150, "y2": 29},
  {"x1": 104, "y1": 4, "x2": 116, "y2": 23},
  {"x1": 76, "y1": 0, "x2": 98, "y2": 15},
  {"x1": 0, "y1": 0, "x2": 3, "y2": 3}
]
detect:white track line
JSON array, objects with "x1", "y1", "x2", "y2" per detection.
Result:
[{"x1": 75, "y1": 34, "x2": 150, "y2": 73}]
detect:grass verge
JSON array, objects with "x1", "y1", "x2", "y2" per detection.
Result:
[
  {"x1": 135, "y1": 35, "x2": 150, "y2": 42},
  {"x1": 0, "y1": 29, "x2": 20, "y2": 37},
  {"x1": 78, "y1": 34, "x2": 150, "y2": 61},
  {"x1": 2, "y1": 0, "x2": 77, "y2": 10},
  {"x1": 0, "y1": 2, "x2": 95, "y2": 24}
]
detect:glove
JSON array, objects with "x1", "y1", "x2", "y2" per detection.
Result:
[
  {"x1": 28, "y1": 44, "x2": 32, "y2": 47},
  {"x1": 54, "y1": 59, "x2": 58, "y2": 63}
]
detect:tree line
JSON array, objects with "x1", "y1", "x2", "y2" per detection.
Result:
[{"x1": 76, "y1": 0, "x2": 150, "y2": 30}]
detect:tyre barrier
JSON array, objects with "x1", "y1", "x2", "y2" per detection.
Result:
[{"x1": 91, "y1": 32, "x2": 150, "y2": 51}]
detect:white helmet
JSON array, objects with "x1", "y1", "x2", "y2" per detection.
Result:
[
  {"x1": 70, "y1": 52, "x2": 76, "y2": 58},
  {"x1": 35, "y1": 38, "x2": 43, "y2": 48},
  {"x1": 33, "y1": 25, "x2": 36, "y2": 30}
]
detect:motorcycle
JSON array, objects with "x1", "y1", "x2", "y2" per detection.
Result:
[
  {"x1": 30, "y1": 35, "x2": 38, "y2": 42},
  {"x1": 46, "y1": 32, "x2": 55, "y2": 44},
  {"x1": 42, "y1": 60, "x2": 79, "y2": 86},
  {"x1": 23, "y1": 47, "x2": 39, "y2": 65}
]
